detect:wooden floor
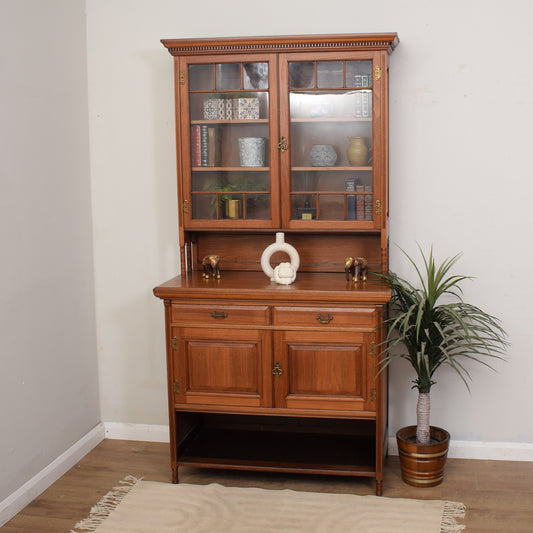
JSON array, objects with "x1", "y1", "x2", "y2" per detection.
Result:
[{"x1": 3, "y1": 439, "x2": 533, "y2": 532}]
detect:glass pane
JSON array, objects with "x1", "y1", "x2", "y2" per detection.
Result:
[
  {"x1": 288, "y1": 60, "x2": 373, "y2": 222},
  {"x1": 216, "y1": 63, "x2": 241, "y2": 90},
  {"x1": 186, "y1": 59, "x2": 272, "y2": 223},
  {"x1": 246, "y1": 194, "x2": 270, "y2": 219},
  {"x1": 190, "y1": 94, "x2": 269, "y2": 172},
  {"x1": 192, "y1": 171, "x2": 270, "y2": 220},
  {"x1": 192, "y1": 193, "x2": 217, "y2": 219},
  {"x1": 317, "y1": 61, "x2": 343, "y2": 88},
  {"x1": 188, "y1": 64, "x2": 213, "y2": 91},
  {"x1": 289, "y1": 91, "x2": 371, "y2": 121},
  {"x1": 289, "y1": 62, "x2": 315, "y2": 89},
  {"x1": 352, "y1": 90, "x2": 372, "y2": 119},
  {"x1": 291, "y1": 194, "x2": 317, "y2": 220},
  {"x1": 244, "y1": 63, "x2": 268, "y2": 89},
  {"x1": 191, "y1": 92, "x2": 268, "y2": 122},
  {"x1": 318, "y1": 194, "x2": 345, "y2": 220},
  {"x1": 346, "y1": 61, "x2": 372, "y2": 88}
]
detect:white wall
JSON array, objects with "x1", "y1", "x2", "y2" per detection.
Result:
[
  {"x1": 86, "y1": 0, "x2": 533, "y2": 446},
  {"x1": 0, "y1": 0, "x2": 99, "y2": 503}
]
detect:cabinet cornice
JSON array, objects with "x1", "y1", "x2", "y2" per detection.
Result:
[{"x1": 161, "y1": 33, "x2": 399, "y2": 56}]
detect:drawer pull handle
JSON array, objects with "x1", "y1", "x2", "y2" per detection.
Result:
[
  {"x1": 272, "y1": 362, "x2": 283, "y2": 377},
  {"x1": 211, "y1": 311, "x2": 228, "y2": 319},
  {"x1": 316, "y1": 313, "x2": 333, "y2": 324}
]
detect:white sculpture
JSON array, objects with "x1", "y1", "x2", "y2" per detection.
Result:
[
  {"x1": 261, "y1": 232, "x2": 300, "y2": 285},
  {"x1": 272, "y1": 262, "x2": 297, "y2": 285}
]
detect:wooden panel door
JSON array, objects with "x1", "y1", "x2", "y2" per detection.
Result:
[
  {"x1": 273, "y1": 329, "x2": 375, "y2": 411},
  {"x1": 172, "y1": 327, "x2": 272, "y2": 408}
]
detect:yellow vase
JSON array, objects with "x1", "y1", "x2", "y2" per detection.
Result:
[{"x1": 347, "y1": 137, "x2": 368, "y2": 166}]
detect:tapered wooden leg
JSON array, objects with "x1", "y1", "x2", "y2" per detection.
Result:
[
  {"x1": 172, "y1": 466, "x2": 179, "y2": 484},
  {"x1": 376, "y1": 479, "x2": 383, "y2": 496}
]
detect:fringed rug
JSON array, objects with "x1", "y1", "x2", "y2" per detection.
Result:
[{"x1": 71, "y1": 476, "x2": 466, "y2": 533}]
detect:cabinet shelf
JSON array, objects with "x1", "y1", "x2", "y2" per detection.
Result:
[
  {"x1": 179, "y1": 427, "x2": 376, "y2": 477},
  {"x1": 293, "y1": 166, "x2": 372, "y2": 171},
  {"x1": 191, "y1": 119, "x2": 269, "y2": 125},
  {"x1": 192, "y1": 166, "x2": 269, "y2": 171},
  {"x1": 291, "y1": 118, "x2": 372, "y2": 123}
]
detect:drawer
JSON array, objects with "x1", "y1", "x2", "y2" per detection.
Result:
[
  {"x1": 273, "y1": 306, "x2": 377, "y2": 328},
  {"x1": 171, "y1": 304, "x2": 270, "y2": 326}
]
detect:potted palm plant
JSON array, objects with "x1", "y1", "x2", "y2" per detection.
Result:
[{"x1": 377, "y1": 246, "x2": 507, "y2": 487}]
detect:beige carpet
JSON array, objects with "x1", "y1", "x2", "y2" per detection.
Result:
[{"x1": 71, "y1": 476, "x2": 466, "y2": 533}]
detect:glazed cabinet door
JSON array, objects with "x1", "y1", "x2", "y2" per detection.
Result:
[
  {"x1": 273, "y1": 329, "x2": 377, "y2": 412},
  {"x1": 178, "y1": 54, "x2": 280, "y2": 229},
  {"x1": 171, "y1": 327, "x2": 272, "y2": 408},
  {"x1": 278, "y1": 52, "x2": 385, "y2": 230}
]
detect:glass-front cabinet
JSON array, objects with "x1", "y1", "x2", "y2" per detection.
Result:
[
  {"x1": 175, "y1": 45, "x2": 389, "y2": 234},
  {"x1": 280, "y1": 54, "x2": 378, "y2": 229},
  {"x1": 183, "y1": 55, "x2": 279, "y2": 227}
]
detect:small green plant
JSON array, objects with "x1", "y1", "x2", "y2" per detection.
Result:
[
  {"x1": 376, "y1": 245, "x2": 508, "y2": 446},
  {"x1": 203, "y1": 174, "x2": 268, "y2": 217}
]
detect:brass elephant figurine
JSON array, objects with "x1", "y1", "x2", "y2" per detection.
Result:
[
  {"x1": 344, "y1": 256, "x2": 368, "y2": 283},
  {"x1": 201, "y1": 255, "x2": 221, "y2": 279}
]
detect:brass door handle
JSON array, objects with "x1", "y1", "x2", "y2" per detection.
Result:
[
  {"x1": 316, "y1": 313, "x2": 333, "y2": 324},
  {"x1": 278, "y1": 137, "x2": 288, "y2": 152},
  {"x1": 211, "y1": 311, "x2": 228, "y2": 319},
  {"x1": 272, "y1": 362, "x2": 283, "y2": 376}
]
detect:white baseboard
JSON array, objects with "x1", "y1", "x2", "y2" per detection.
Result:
[
  {"x1": 0, "y1": 423, "x2": 105, "y2": 527},
  {"x1": 104, "y1": 421, "x2": 170, "y2": 443},
  {"x1": 1, "y1": 421, "x2": 531, "y2": 528},
  {"x1": 388, "y1": 436, "x2": 533, "y2": 461},
  {"x1": 102, "y1": 422, "x2": 533, "y2": 462}
]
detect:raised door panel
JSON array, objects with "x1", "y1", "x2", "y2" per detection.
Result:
[
  {"x1": 173, "y1": 327, "x2": 272, "y2": 408},
  {"x1": 273, "y1": 330, "x2": 374, "y2": 411}
]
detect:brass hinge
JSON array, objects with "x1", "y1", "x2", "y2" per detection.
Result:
[
  {"x1": 375, "y1": 199, "x2": 382, "y2": 215},
  {"x1": 171, "y1": 336, "x2": 178, "y2": 350},
  {"x1": 179, "y1": 71, "x2": 186, "y2": 85},
  {"x1": 182, "y1": 200, "x2": 189, "y2": 214},
  {"x1": 370, "y1": 387, "x2": 377, "y2": 402},
  {"x1": 173, "y1": 380, "x2": 180, "y2": 394},
  {"x1": 374, "y1": 65, "x2": 382, "y2": 81}
]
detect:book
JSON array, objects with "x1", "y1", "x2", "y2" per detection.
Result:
[
  {"x1": 200, "y1": 125, "x2": 208, "y2": 167},
  {"x1": 192, "y1": 125, "x2": 201, "y2": 167},
  {"x1": 345, "y1": 178, "x2": 356, "y2": 220},
  {"x1": 362, "y1": 92, "x2": 371, "y2": 118},
  {"x1": 354, "y1": 92, "x2": 362, "y2": 118},
  {"x1": 207, "y1": 127, "x2": 221, "y2": 167},
  {"x1": 356, "y1": 185, "x2": 365, "y2": 220},
  {"x1": 364, "y1": 185, "x2": 373, "y2": 220}
]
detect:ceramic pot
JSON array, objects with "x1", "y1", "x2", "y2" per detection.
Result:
[
  {"x1": 347, "y1": 136, "x2": 368, "y2": 166},
  {"x1": 238, "y1": 137, "x2": 266, "y2": 167},
  {"x1": 309, "y1": 144, "x2": 337, "y2": 167},
  {"x1": 396, "y1": 425, "x2": 450, "y2": 487}
]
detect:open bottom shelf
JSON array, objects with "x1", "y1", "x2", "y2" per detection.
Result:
[{"x1": 178, "y1": 427, "x2": 376, "y2": 478}]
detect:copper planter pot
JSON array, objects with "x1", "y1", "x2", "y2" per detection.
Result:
[{"x1": 396, "y1": 425, "x2": 450, "y2": 487}]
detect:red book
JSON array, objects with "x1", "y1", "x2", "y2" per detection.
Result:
[{"x1": 192, "y1": 125, "x2": 201, "y2": 167}]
